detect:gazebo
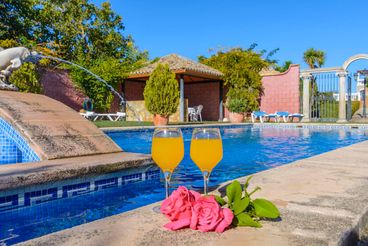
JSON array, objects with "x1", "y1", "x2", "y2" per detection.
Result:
[{"x1": 123, "y1": 54, "x2": 224, "y2": 122}]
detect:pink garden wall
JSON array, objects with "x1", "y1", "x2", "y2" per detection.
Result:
[
  {"x1": 260, "y1": 64, "x2": 300, "y2": 114},
  {"x1": 40, "y1": 69, "x2": 86, "y2": 111}
]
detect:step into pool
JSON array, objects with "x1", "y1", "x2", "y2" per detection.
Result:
[{"x1": 1, "y1": 125, "x2": 368, "y2": 244}]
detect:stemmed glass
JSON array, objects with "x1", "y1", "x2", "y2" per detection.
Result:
[
  {"x1": 151, "y1": 128, "x2": 184, "y2": 198},
  {"x1": 190, "y1": 128, "x2": 223, "y2": 195}
]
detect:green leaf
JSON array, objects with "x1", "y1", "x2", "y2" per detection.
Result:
[
  {"x1": 233, "y1": 197, "x2": 250, "y2": 215},
  {"x1": 253, "y1": 198, "x2": 280, "y2": 219},
  {"x1": 226, "y1": 180, "x2": 242, "y2": 208},
  {"x1": 235, "y1": 213, "x2": 262, "y2": 228},
  {"x1": 244, "y1": 176, "x2": 253, "y2": 189},
  {"x1": 248, "y1": 186, "x2": 261, "y2": 197},
  {"x1": 214, "y1": 195, "x2": 226, "y2": 206}
]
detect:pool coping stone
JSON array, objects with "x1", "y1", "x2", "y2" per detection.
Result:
[{"x1": 0, "y1": 152, "x2": 152, "y2": 191}]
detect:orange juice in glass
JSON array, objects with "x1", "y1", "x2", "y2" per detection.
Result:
[
  {"x1": 190, "y1": 128, "x2": 223, "y2": 195},
  {"x1": 152, "y1": 128, "x2": 184, "y2": 198}
]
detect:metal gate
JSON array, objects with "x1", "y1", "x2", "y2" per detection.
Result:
[{"x1": 309, "y1": 72, "x2": 352, "y2": 122}]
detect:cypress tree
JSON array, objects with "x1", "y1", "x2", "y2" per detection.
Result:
[{"x1": 144, "y1": 64, "x2": 179, "y2": 117}]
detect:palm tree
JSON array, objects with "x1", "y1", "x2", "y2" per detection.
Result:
[
  {"x1": 303, "y1": 48, "x2": 326, "y2": 69},
  {"x1": 303, "y1": 48, "x2": 326, "y2": 118}
]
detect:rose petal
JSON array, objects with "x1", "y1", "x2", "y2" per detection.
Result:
[
  {"x1": 215, "y1": 208, "x2": 234, "y2": 233},
  {"x1": 164, "y1": 217, "x2": 191, "y2": 231},
  {"x1": 190, "y1": 190, "x2": 202, "y2": 201},
  {"x1": 190, "y1": 207, "x2": 199, "y2": 230}
]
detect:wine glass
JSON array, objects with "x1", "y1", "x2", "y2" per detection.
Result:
[
  {"x1": 190, "y1": 128, "x2": 223, "y2": 195},
  {"x1": 151, "y1": 127, "x2": 184, "y2": 198}
]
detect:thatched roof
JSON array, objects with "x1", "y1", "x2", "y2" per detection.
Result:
[{"x1": 129, "y1": 54, "x2": 223, "y2": 80}]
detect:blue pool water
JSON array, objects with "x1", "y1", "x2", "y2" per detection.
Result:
[
  {"x1": 109, "y1": 126, "x2": 368, "y2": 191},
  {"x1": 1, "y1": 125, "x2": 368, "y2": 244}
]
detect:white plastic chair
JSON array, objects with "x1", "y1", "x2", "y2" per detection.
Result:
[{"x1": 196, "y1": 105, "x2": 203, "y2": 122}]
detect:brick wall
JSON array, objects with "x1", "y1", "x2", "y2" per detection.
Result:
[
  {"x1": 260, "y1": 65, "x2": 300, "y2": 114},
  {"x1": 110, "y1": 80, "x2": 145, "y2": 113},
  {"x1": 184, "y1": 82, "x2": 221, "y2": 121},
  {"x1": 124, "y1": 80, "x2": 145, "y2": 101},
  {"x1": 40, "y1": 69, "x2": 86, "y2": 111}
]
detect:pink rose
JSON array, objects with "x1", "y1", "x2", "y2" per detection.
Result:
[
  {"x1": 190, "y1": 196, "x2": 234, "y2": 233},
  {"x1": 161, "y1": 186, "x2": 201, "y2": 230}
]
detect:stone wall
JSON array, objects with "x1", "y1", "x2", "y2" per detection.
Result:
[
  {"x1": 126, "y1": 100, "x2": 187, "y2": 122},
  {"x1": 260, "y1": 65, "x2": 301, "y2": 114}
]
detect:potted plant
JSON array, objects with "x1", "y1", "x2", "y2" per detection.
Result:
[
  {"x1": 143, "y1": 64, "x2": 180, "y2": 126},
  {"x1": 227, "y1": 97, "x2": 246, "y2": 123}
]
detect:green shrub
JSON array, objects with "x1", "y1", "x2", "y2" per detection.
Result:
[
  {"x1": 227, "y1": 98, "x2": 247, "y2": 113},
  {"x1": 9, "y1": 62, "x2": 42, "y2": 93},
  {"x1": 352, "y1": 101, "x2": 360, "y2": 116},
  {"x1": 70, "y1": 57, "x2": 128, "y2": 112},
  {"x1": 0, "y1": 39, "x2": 18, "y2": 48},
  {"x1": 143, "y1": 64, "x2": 179, "y2": 117},
  {"x1": 226, "y1": 87, "x2": 259, "y2": 113},
  {"x1": 200, "y1": 48, "x2": 268, "y2": 113}
]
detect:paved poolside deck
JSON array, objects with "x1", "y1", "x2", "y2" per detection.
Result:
[{"x1": 21, "y1": 139, "x2": 368, "y2": 246}]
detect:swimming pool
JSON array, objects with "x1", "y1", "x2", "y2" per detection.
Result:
[{"x1": 1, "y1": 125, "x2": 367, "y2": 244}]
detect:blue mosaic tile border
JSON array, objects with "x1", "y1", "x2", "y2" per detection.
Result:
[
  {"x1": 0, "y1": 117, "x2": 39, "y2": 164},
  {"x1": 0, "y1": 167, "x2": 160, "y2": 213},
  {"x1": 252, "y1": 123, "x2": 368, "y2": 130},
  {"x1": 103, "y1": 124, "x2": 253, "y2": 134},
  {"x1": 103, "y1": 123, "x2": 368, "y2": 134}
]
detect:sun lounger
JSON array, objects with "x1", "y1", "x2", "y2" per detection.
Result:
[
  {"x1": 92, "y1": 112, "x2": 126, "y2": 121},
  {"x1": 288, "y1": 113, "x2": 304, "y2": 122},
  {"x1": 80, "y1": 111, "x2": 126, "y2": 121},
  {"x1": 251, "y1": 111, "x2": 269, "y2": 123},
  {"x1": 267, "y1": 112, "x2": 278, "y2": 122},
  {"x1": 80, "y1": 111, "x2": 96, "y2": 120},
  {"x1": 275, "y1": 111, "x2": 290, "y2": 123}
]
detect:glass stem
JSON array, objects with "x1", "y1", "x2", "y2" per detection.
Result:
[
  {"x1": 203, "y1": 171, "x2": 210, "y2": 195},
  {"x1": 164, "y1": 171, "x2": 172, "y2": 198}
]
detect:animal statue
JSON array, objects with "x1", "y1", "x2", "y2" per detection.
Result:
[{"x1": 0, "y1": 47, "x2": 32, "y2": 90}]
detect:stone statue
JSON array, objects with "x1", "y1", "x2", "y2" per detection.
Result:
[{"x1": 0, "y1": 47, "x2": 33, "y2": 91}]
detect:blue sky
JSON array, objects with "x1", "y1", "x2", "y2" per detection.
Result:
[{"x1": 93, "y1": 0, "x2": 368, "y2": 70}]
